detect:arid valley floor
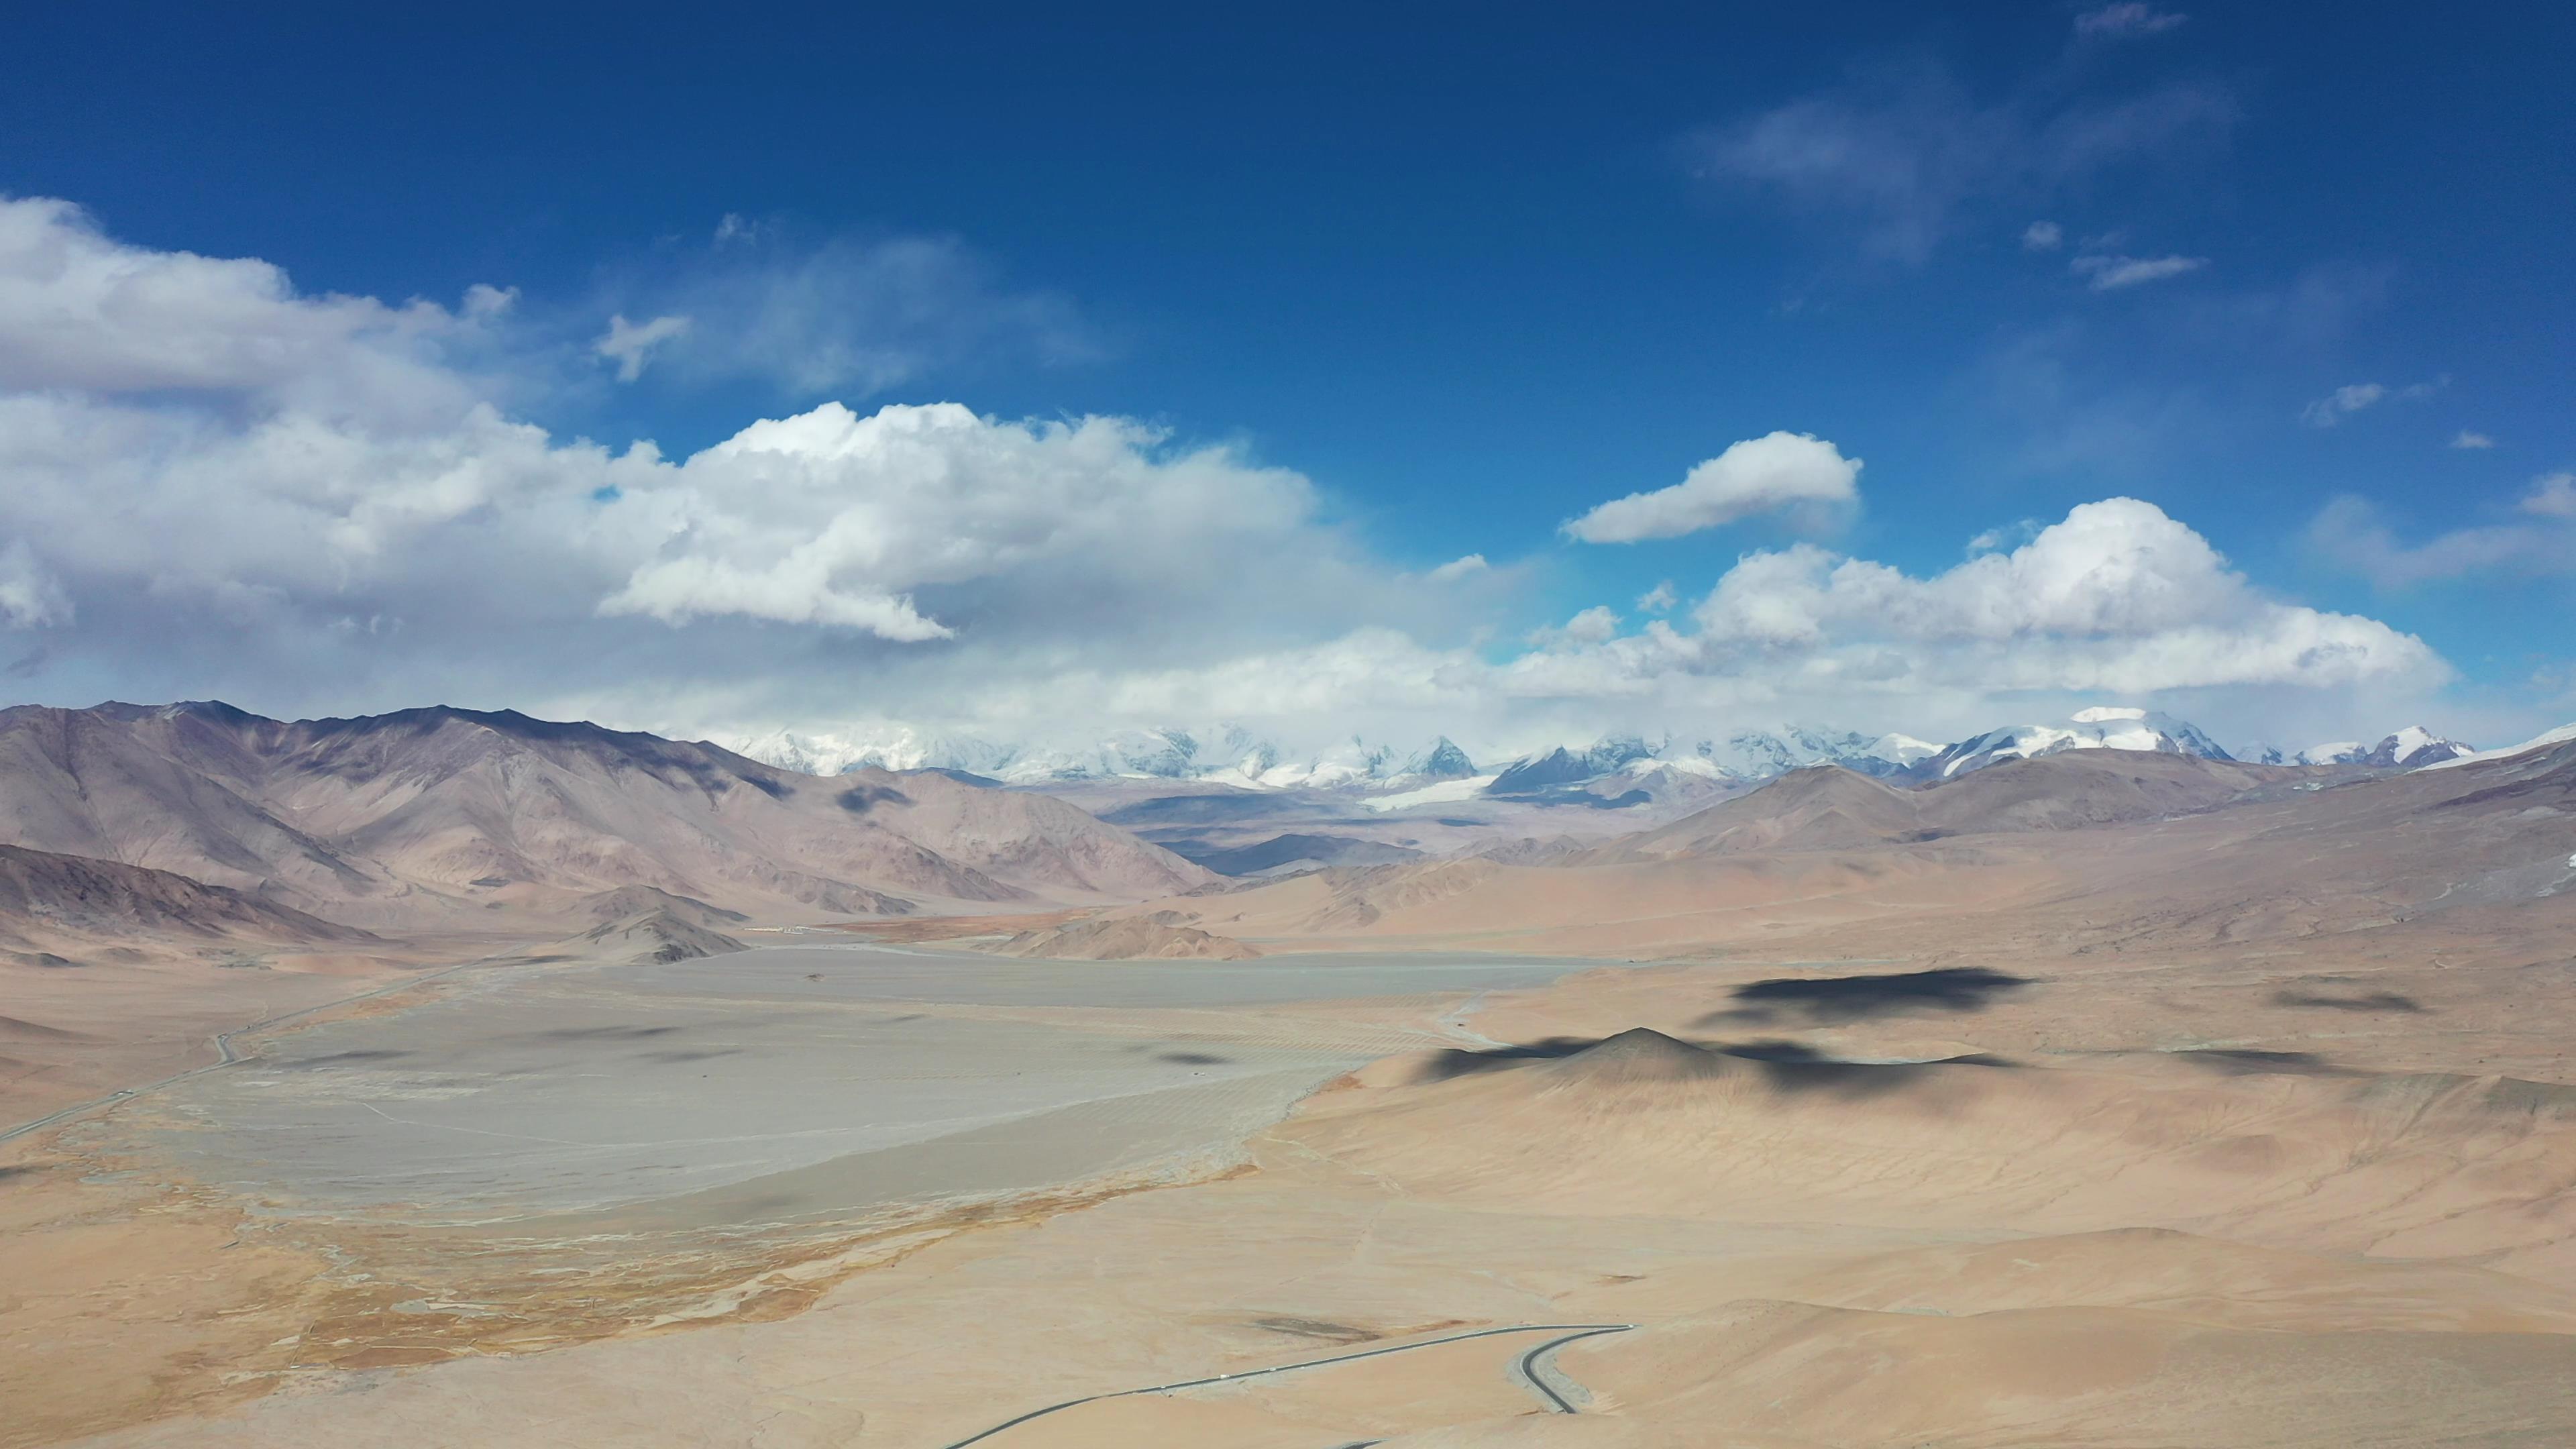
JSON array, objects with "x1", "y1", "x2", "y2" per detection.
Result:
[{"x1": 6, "y1": 704, "x2": 2576, "y2": 1447}]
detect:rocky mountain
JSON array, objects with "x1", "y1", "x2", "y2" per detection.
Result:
[
  {"x1": 1406, "y1": 737, "x2": 1479, "y2": 780},
  {"x1": 2351, "y1": 727, "x2": 2473, "y2": 768},
  {"x1": 728, "y1": 706, "x2": 2478, "y2": 822},
  {"x1": 729, "y1": 722, "x2": 1482, "y2": 794},
  {"x1": 1582, "y1": 750, "x2": 2286, "y2": 865},
  {"x1": 1484, "y1": 727, "x2": 1935, "y2": 806},
  {"x1": 0, "y1": 842, "x2": 369, "y2": 949},
  {"x1": 2424, "y1": 722, "x2": 2576, "y2": 771},
  {"x1": 2238, "y1": 727, "x2": 2474, "y2": 769},
  {"x1": 0, "y1": 702, "x2": 1212, "y2": 929},
  {"x1": 575, "y1": 885, "x2": 751, "y2": 964},
  {"x1": 1913, "y1": 707, "x2": 2233, "y2": 780}
]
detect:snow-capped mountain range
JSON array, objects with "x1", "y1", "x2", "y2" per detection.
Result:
[
  {"x1": 1921, "y1": 706, "x2": 2234, "y2": 779},
  {"x1": 726, "y1": 723, "x2": 1483, "y2": 792},
  {"x1": 2235, "y1": 726, "x2": 2473, "y2": 770},
  {"x1": 723, "y1": 709, "x2": 2469, "y2": 803}
]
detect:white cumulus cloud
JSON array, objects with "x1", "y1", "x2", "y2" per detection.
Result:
[
  {"x1": 1556, "y1": 498, "x2": 2441, "y2": 698},
  {"x1": 0, "y1": 195, "x2": 2459, "y2": 759},
  {"x1": 1564, "y1": 431, "x2": 1862, "y2": 543}
]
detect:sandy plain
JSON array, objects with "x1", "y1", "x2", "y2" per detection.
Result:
[{"x1": 9, "y1": 743, "x2": 2576, "y2": 1448}]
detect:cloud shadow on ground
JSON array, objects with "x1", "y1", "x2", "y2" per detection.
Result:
[
  {"x1": 1412, "y1": 1032, "x2": 2022, "y2": 1102},
  {"x1": 2270, "y1": 989, "x2": 2424, "y2": 1013},
  {"x1": 1703, "y1": 966, "x2": 2033, "y2": 1026},
  {"x1": 2174, "y1": 1048, "x2": 2363, "y2": 1077}
]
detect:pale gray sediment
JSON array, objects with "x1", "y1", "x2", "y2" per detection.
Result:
[{"x1": 112, "y1": 944, "x2": 1603, "y2": 1229}]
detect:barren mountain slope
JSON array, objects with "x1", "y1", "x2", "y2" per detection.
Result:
[
  {"x1": 1148, "y1": 744, "x2": 2564, "y2": 959},
  {"x1": 0, "y1": 705, "x2": 390, "y2": 905},
  {"x1": 1589, "y1": 751, "x2": 2294, "y2": 864},
  {"x1": 0, "y1": 703, "x2": 1214, "y2": 927},
  {"x1": 0, "y1": 843, "x2": 366, "y2": 950}
]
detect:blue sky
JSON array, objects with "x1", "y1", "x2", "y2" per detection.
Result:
[{"x1": 1, "y1": 2, "x2": 2569, "y2": 757}]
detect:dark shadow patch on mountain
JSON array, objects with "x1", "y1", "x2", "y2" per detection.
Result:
[
  {"x1": 1158, "y1": 1051, "x2": 1232, "y2": 1065},
  {"x1": 1413, "y1": 1035, "x2": 1603, "y2": 1077},
  {"x1": 522, "y1": 1024, "x2": 682, "y2": 1042},
  {"x1": 2175, "y1": 1048, "x2": 2362, "y2": 1077},
  {"x1": 1167, "y1": 833, "x2": 1427, "y2": 875},
  {"x1": 639, "y1": 1048, "x2": 744, "y2": 1065},
  {"x1": 1250, "y1": 1316, "x2": 1375, "y2": 1344},
  {"x1": 2271, "y1": 989, "x2": 2425, "y2": 1014},
  {"x1": 1712, "y1": 1039, "x2": 2023, "y2": 1100},
  {"x1": 1701, "y1": 967, "x2": 2031, "y2": 1026},
  {"x1": 1413, "y1": 1030, "x2": 2022, "y2": 1097},
  {"x1": 1101, "y1": 794, "x2": 1322, "y2": 826},
  {"x1": 283, "y1": 1049, "x2": 413, "y2": 1069},
  {"x1": 837, "y1": 784, "x2": 913, "y2": 815},
  {"x1": 1484, "y1": 784, "x2": 1654, "y2": 808}
]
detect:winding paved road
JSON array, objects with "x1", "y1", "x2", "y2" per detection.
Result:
[
  {"x1": 938, "y1": 1322, "x2": 1635, "y2": 1448},
  {"x1": 1510, "y1": 1325, "x2": 1632, "y2": 1411}
]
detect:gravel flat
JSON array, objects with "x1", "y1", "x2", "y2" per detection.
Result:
[{"x1": 130, "y1": 944, "x2": 1597, "y2": 1226}]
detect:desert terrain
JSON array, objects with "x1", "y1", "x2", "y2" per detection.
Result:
[{"x1": 5, "y1": 704, "x2": 2575, "y2": 1447}]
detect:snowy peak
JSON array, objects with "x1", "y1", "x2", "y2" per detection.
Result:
[
  {"x1": 727, "y1": 708, "x2": 2453, "y2": 802},
  {"x1": 2265, "y1": 727, "x2": 2472, "y2": 769},
  {"x1": 1701, "y1": 727, "x2": 1926, "y2": 782},
  {"x1": 728, "y1": 723, "x2": 1484, "y2": 794},
  {"x1": 1407, "y1": 737, "x2": 1478, "y2": 780},
  {"x1": 2424, "y1": 721, "x2": 2575, "y2": 770},
  {"x1": 1921, "y1": 708, "x2": 2233, "y2": 780},
  {"x1": 2363, "y1": 727, "x2": 2471, "y2": 768},
  {"x1": 1485, "y1": 726, "x2": 1928, "y2": 802}
]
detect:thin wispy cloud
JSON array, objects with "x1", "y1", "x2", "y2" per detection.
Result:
[
  {"x1": 2309, "y1": 473, "x2": 2576, "y2": 586},
  {"x1": 594, "y1": 313, "x2": 692, "y2": 382},
  {"x1": 2074, "y1": 4, "x2": 2189, "y2": 40},
  {"x1": 2451, "y1": 430, "x2": 2496, "y2": 449},
  {"x1": 1688, "y1": 58, "x2": 2237, "y2": 265},
  {"x1": 2071, "y1": 252, "x2": 2208, "y2": 290},
  {"x1": 2300, "y1": 378, "x2": 2443, "y2": 428},
  {"x1": 594, "y1": 219, "x2": 1099, "y2": 399},
  {"x1": 2022, "y1": 219, "x2": 2065, "y2": 251}
]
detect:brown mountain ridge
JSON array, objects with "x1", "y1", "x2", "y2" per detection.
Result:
[{"x1": 0, "y1": 701, "x2": 1213, "y2": 931}]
